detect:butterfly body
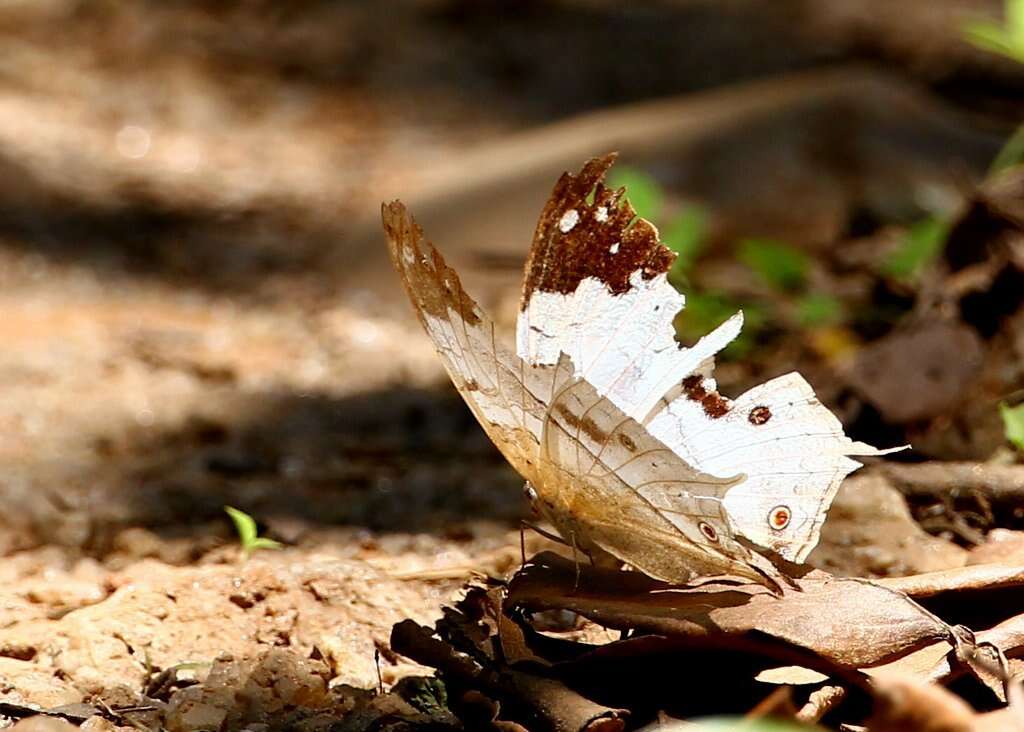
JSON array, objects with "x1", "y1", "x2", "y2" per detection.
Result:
[{"x1": 382, "y1": 154, "x2": 898, "y2": 587}]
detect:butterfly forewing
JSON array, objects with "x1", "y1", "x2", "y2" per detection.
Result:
[
  {"x1": 382, "y1": 202, "x2": 550, "y2": 480},
  {"x1": 517, "y1": 156, "x2": 744, "y2": 425}
]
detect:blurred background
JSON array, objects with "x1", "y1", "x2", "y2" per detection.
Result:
[{"x1": 0, "y1": 0, "x2": 1022, "y2": 711}]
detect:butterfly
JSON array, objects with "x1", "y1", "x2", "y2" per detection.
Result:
[{"x1": 381, "y1": 154, "x2": 896, "y2": 588}]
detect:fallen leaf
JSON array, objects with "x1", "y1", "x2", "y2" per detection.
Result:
[
  {"x1": 508, "y1": 552, "x2": 951, "y2": 671},
  {"x1": 847, "y1": 321, "x2": 984, "y2": 424}
]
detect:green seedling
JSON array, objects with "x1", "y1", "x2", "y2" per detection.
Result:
[
  {"x1": 999, "y1": 401, "x2": 1024, "y2": 451},
  {"x1": 881, "y1": 216, "x2": 950, "y2": 280},
  {"x1": 225, "y1": 506, "x2": 282, "y2": 558},
  {"x1": 737, "y1": 238, "x2": 809, "y2": 292}
]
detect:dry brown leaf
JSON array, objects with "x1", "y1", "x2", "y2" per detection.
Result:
[
  {"x1": 810, "y1": 474, "x2": 966, "y2": 577},
  {"x1": 868, "y1": 671, "x2": 1024, "y2": 732},
  {"x1": 865, "y1": 614, "x2": 1024, "y2": 703},
  {"x1": 847, "y1": 322, "x2": 984, "y2": 424},
  {"x1": 968, "y1": 531, "x2": 1024, "y2": 566},
  {"x1": 508, "y1": 552, "x2": 951, "y2": 672}
]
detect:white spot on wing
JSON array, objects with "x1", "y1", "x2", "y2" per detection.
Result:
[
  {"x1": 595, "y1": 206, "x2": 609, "y2": 222},
  {"x1": 609, "y1": 242, "x2": 620, "y2": 254},
  {"x1": 558, "y1": 209, "x2": 580, "y2": 233}
]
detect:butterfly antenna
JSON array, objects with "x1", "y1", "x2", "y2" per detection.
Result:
[{"x1": 519, "y1": 521, "x2": 527, "y2": 568}]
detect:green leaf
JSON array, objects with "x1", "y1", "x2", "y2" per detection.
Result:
[
  {"x1": 795, "y1": 293, "x2": 844, "y2": 327},
  {"x1": 1000, "y1": 401, "x2": 1024, "y2": 451},
  {"x1": 250, "y1": 538, "x2": 283, "y2": 551},
  {"x1": 1009, "y1": 0, "x2": 1024, "y2": 44},
  {"x1": 737, "y1": 238, "x2": 809, "y2": 291},
  {"x1": 607, "y1": 167, "x2": 664, "y2": 221},
  {"x1": 663, "y1": 205, "x2": 707, "y2": 282},
  {"x1": 882, "y1": 217, "x2": 950, "y2": 279},
  {"x1": 225, "y1": 506, "x2": 281, "y2": 556},
  {"x1": 225, "y1": 506, "x2": 257, "y2": 545},
  {"x1": 964, "y1": 21, "x2": 1017, "y2": 57},
  {"x1": 962, "y1": 0, "x2": 1024, "y2": 62}
]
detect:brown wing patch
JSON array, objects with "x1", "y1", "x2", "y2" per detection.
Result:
[
  {"x1": 520, "y1": 154, "x2": 675, "y2": 309},
  {"x1": 382, "y1": 201, "x2": 481, "y2": 327},
  {"x1": 682, "y1": 375, "x2": 731, "y2": 419},
  {"x1": 553, "y1": 402, "x2": 609, "y2": 446}
]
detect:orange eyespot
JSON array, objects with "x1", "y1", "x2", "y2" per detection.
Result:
[
  {"x1": 698, "y1": 521, "x2": 719, "y2": 542},
  {"x1": 768, "y1": 505, "x2": 791, "y2": 531}
]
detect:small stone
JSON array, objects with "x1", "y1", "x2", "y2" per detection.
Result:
[{"x1": 9, "y1": 718, "x2": 79, "y2": 732}]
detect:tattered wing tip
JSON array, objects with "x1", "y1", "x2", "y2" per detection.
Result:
[
  {"x1": 521, "y1": 153, "x2": 676, "y2": 310},
  {"x1": 380, "y1": 198, "x2": 484, "y2": 328},
  {"x1": 381, "y1": 199, "x2": 411, "y2": 267}
]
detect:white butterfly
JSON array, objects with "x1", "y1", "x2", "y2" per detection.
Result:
[{"x1": 382, "y1": 154, "x2": 897, "y2": 587}]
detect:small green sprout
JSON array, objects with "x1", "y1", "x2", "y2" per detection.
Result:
[
  {"x1": 737, "y1": 238, "x2": 810, "y2": 291},
  {"x1": 225, "y1": 506, "x2": 282, "y2": 558},
  {"x1": 881, "y1": 216, "x2": 950, "y2": 280},
  {"x1": 999, "y1": 401, "x2": 1024, "y2": 451}
]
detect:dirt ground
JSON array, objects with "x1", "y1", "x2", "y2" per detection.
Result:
[{"x1": 0, "y1": 1, "x2": 1022, "y2": 730}]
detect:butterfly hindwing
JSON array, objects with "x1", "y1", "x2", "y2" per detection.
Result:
[
  {"x1": 647, "y1": 372, "x2": 900, "y2": 562},
  {"x1": 538, "y1": 359, "x2": 778, "y2": 583}
]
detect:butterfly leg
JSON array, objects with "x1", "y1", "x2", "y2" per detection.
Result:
[
  {"x1": 519, "y1": 519, "x2": 574, "y2": 574},
  {"x1": 570, "y1": 531, "x2": 582, "y2": 592}
]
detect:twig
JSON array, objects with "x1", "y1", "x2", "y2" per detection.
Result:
[
  {"x1": 881, "y1": 462, "x2": 1024, "y2": 505},
  {"x1": 797, "y1": 685, "x2": 846, "y2": 724}
]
